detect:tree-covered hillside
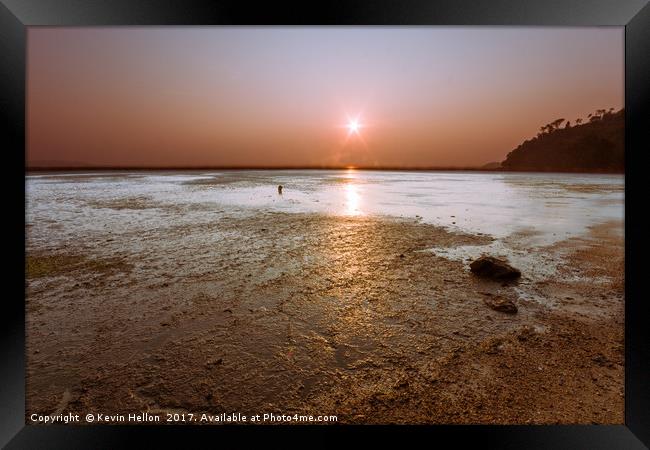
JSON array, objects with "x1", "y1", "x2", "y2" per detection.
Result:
[{"x1": 501, "y1": 108, "x2": 624, "y2": 172}]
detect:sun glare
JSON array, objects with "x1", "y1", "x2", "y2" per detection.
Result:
[
  {"x1": 347, "y1": 119, "x2": 360, "y2": 134},
  {"x1": 340, "y1": 113, "x2": 369, "y2": 148}
]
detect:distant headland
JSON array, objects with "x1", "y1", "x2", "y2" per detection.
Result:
[{"x1": 498, "y1": 108, "x2": 624, "y2": 173}]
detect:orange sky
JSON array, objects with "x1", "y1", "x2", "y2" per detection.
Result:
[{"x1": 27, "y1": 27, "x2": 624, "y2": 168}]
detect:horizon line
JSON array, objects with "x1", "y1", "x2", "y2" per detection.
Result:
[{"x1": 25, "y1": 165, "x2": 624, "y2": 174}]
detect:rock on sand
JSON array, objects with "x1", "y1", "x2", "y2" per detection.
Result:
[
  {"x1": 483, "y1": 296, "x2": 518, "y2": 314},
  {"x1": 470, "y1": 256, "x2": 521, "y2": 280}
]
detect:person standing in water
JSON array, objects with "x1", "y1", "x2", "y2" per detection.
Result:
[{"x1": 278, "y1": 185, "x2": 283, "y2": 195}]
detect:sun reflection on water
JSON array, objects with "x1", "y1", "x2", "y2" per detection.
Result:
[
  {"x1": 343, "y1": 169, "x2": 362, "y2": 216},
  {"x1": 345, "y1": 184, "x2": 361, "y2": 216}
]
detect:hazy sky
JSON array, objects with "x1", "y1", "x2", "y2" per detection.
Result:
[{"x1": 27, "y1": 27, "x2": 624, "y2": 168}]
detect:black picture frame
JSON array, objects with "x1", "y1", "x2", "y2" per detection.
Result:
[{"x1": 2, "y1": 0, "x2": 649, "y2": 447}]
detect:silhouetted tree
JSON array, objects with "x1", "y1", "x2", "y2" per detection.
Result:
[{"x1": 590, "y1": 109, "x2": 611, "y2": 122}]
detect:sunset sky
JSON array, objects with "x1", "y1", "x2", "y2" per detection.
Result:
[{"x1": 27, "y1": 27, "x2": 624, "y2": 168}]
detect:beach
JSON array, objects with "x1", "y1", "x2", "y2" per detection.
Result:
[{"x1": 26, "y1": 170, "x2": 624, "y2": 424}]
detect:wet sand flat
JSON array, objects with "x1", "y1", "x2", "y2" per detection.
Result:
[{"x1": 26, "y1": 172, "x2": 624, "y2": 424}]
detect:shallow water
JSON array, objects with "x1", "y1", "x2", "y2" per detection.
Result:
[{"x1": 27, "y1": 169, "x2": 623, "y2": 250}]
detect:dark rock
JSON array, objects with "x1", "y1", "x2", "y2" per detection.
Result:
[
  {"x1": 470, "y1": 256, "x2": 521, "y2": 280},
  {"x1": 483, "y1": 296, "x2": 518, "y2": 314}
]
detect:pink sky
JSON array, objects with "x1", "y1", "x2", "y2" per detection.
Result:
[{"x1": 27, "y1": 27, "x2": 624, "y2": 168}]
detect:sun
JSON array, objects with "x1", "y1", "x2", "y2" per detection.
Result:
[
  {"x1": 340, "y1": 113, "x2": 369, "y2": 144},
  {"x1": 346, "y1": 117, "x2": 363, "y2": 135}
]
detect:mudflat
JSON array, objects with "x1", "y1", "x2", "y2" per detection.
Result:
[{"x1": 26, "y1": 204, "x2": 624, "y2": 424}]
